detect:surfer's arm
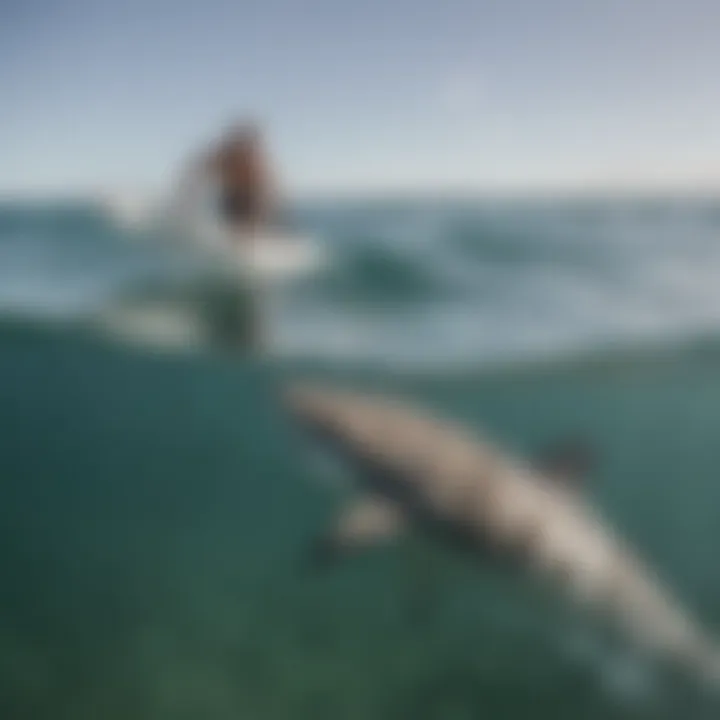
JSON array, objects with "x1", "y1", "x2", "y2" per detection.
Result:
[
  {"x1": 174, "y1": 153, "x2": 215, "y2": 210},
  {"x1": 195, "y1": 149, "x2": 220, "y2": 178},
  {"x1": 256, "y1": 164, "x2": 281, "y2": 226}
]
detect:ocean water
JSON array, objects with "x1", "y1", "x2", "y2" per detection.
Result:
[{"x1": 2, "y1": 197, "x2": 720, "y2": 718}]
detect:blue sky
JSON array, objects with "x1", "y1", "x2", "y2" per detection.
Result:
[{"x1": 2, "y1": 0, "x2": 720, "y2": 195}]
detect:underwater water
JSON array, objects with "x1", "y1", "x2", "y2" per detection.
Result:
[{"x1": 2, "y1": 196, "x2": 720, "y2": 718}]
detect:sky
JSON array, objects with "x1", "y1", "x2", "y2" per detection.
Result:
[{"x1": 2, "y1": 0, "x2": 720, "y2": 196}]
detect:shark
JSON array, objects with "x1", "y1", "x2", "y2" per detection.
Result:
[{"x1": 282, "y1": 382, "x2": 720, "y2": 690}]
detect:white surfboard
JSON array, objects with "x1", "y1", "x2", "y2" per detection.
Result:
[
  {"x1": 99, "y1": 191, "x2": 162, "y2": 232},
  {"x1": 149, "y1": 171, "x2": 327, "y2": 283},
  {"x1": 231, "y1": 232, "x2": 324, "y2": 281},
  {"x1": 193, "y1": 222, "x2": 326, "y2": 283}
]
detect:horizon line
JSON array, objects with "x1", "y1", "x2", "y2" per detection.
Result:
[{"x1": 1, "y1": 182, "x2": 719, "y2": 205}]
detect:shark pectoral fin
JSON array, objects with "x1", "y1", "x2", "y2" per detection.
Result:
[
  {"x1": 534, "y1": 438, "x2": 595, "y2": 488},
  {"x1": 306, "y1": 495, "x2": 407, "y2": 571}
]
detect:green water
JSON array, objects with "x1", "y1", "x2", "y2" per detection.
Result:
[{"x1": 2, "y1": 325, "x2": 720, "y2": 718}]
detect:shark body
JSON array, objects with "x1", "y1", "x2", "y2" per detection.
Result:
[{"x1": 283, "y1": 383, "x2": 720, "y2": 687}]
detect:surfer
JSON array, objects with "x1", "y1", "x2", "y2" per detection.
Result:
[
  {"x1": 177, "y1": 122, "x2": 279, "y2": 352},
  {"x1": 200, "y1": 121, "x2": 278, "y2": 244}
]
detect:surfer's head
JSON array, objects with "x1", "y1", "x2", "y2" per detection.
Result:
[{"x1": 224, "y1": 120, "x2": 261, "y2": 148}]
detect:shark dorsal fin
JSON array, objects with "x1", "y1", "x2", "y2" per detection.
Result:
[{"x1": 534, "y1": 439, "x2": 594, "y2": 488}]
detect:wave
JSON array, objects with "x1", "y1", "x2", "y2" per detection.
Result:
[
  {"x1": 5, "y1": 303, "x2": 720, "y2": 385},
  {"x1": 3, "y1": 198, "x2": 720, "y2": 372}
]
